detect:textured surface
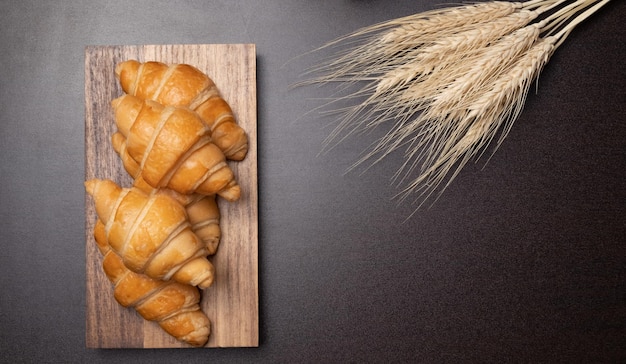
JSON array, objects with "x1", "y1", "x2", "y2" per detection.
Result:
[
  {"x1": 85, "y1": 44, "x2": 258, "y2": 348},
  {"x1": 0, "y1": 0, "x2": 624, "y2": 362}
]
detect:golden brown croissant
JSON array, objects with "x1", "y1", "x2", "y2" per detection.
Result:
[
  {"x1": 93, "y1": 220, "x2": 211, "y2": 347},
  {"x1": 115, "y1": 60, "x2": 248, "y2": 161},
  {"x1": 137, "y1": 177, "x2": 221, "y2": 255},
  {"x1": 85, "y1": 178, "x2": 215, "y2": 289},
  {"x1": 111, "y1": 94, "x2": 240, "y2": 201},
  {"x1": 111, "y1": 132, "x2": 222, "y2": 254}
]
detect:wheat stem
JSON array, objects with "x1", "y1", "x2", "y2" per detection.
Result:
[{"x1": 551, "y1": 0, "x2": 611, "y2": 47}]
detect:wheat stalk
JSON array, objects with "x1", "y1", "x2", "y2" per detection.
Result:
[
  {"x1": 380, "y1": 1, "x2": 520, "y2": 44},
  {"x1": 396, "y1": 36, "x2": 557, "y2": 205},
  {"x1": 303, "y1": 1, "x2": 521, "y2": 85},
  {"x1": 354, "y1": 23, "x2": 544, "y2": 187},
  {"x1": 426, "y1": 24, "x2": 541, "y2": 118},
  {"x1": 300, "y1": 0, "x2": 611, "y2": 212},
  {"x1": 377, "y1": 9, "x2": 540, "y2": 94}
]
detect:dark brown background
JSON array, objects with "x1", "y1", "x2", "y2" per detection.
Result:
[{"x1": 1, "y1": 0, "x2": 624, "y2": 362}]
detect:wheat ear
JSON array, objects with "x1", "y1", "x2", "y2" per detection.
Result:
[
  {"x1": 377, "y1": 9, "x2": 540, "y2": 94},
  {"x1": 397, "y1": 37, "x2": 557, "y2": 207},
  {"x1": 314, "y1": 10, "x2": 540, "y2": 158},
  {"x1": 364, "y1": 23, "x2": 544, "y2": 183},
  {"x1": 299, "y1": 0, "x2": 612, "y2": 211},
  {"x1": 296, "y1": 2, "x2": 526, "y2": 149},
  {"x1": 302, "y1": 1, "x2": 521, "y2": 85},
  {"x1": 349, "y1": 16, "x2": 543, "y2": 174}
]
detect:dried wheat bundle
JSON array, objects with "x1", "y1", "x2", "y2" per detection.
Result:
[{"x1": 299, "y1": 0, "x2": 611, "y2": 211}]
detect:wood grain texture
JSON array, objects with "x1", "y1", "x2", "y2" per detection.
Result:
[{"x1": 84, "y1": 44, "x2": 258, "y2": 348}]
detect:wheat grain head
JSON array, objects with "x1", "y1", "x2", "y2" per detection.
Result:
[
  {"x1": 297, "y1": 0, "x2": 610, "y2": 213},
  {"x1": 385, "y1": 9, "x2": 540, "y2": 96},
  {"x1": 381, "y1": 1, "x2": 520, "y2": 45},
  {"x1": 303, "y1": 1, "x2": 521, "y2": 87},
  {"x1": 395, "y1": 36, "x2": 557, "y2": 207},
  {"x1": 425, "y1": 23, "x2": 543, "y2": 123},
  {"x1": 354, "y1": 17, "x2": 543, "y2": 176}
]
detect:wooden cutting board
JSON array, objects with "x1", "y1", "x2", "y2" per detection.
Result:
[{"x1": 84, "y1": 44, "x2": 258, "y2": 348}]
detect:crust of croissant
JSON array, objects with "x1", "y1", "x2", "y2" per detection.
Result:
[
  {"x1": 134, "y1": 179, "x2": 221, "y2": 255},
  {"x1": 93, "y1": 220, "x2": 210, "y2": 347},
  {"x1": 111, "y1": 95, "x2": 240, "y2": 201},
  {"x1": 111, "y1": 132, "x2": 222, "y2": 254},
  {"x1": 112, "y1": 96, "x2": 240, "y2": 201},
  {"x1": 115, "y1": 59, "x2": 141, "y2": 96},
  {"x1": 134, "y1": 283, "x2": 200, "y2": 321},
  {"x1": 134, "y1": 61, "x2": 170, "y2": 101},
  {"x1": 193, "y1": 96, "x2": 248, "y2": 161},
  {"x1": 85, "y1": 179, "x2": 215, "y2": 288},
  {"x1": 138, "y1": 103, "x2": 205, "y2": 187},
  {"x1": 112, "y1": 190, "x2": 187, "y2": 273},
  {"x1": 156, "y1": 63, "x2": 212, "y2": 107},
  {"x1": 159, "y1": 310, "x2": 211, "y2": 347},
  {"x1": 141, "y1": 225, "x2": 213, "y2": 285},
  {"x1": 134, "y1": 178, "x2": 220, "y2": 255},
  {"x1": 185, "y1": 196, "x2": 220, "y2": 255},
  {"x1": 168, "y1": 257, "x2": 214, "y2": 289},
  {"x1": 115, "y1": 60, "x2": 248, "y2": 161},
  {"x1": 169, "y1": 143, "x2": 239, "y2": 198},
  {"x1": 111, "y1": 132, "x2": 141, "y2": 179}
]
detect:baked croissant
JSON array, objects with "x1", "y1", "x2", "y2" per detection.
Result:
[
  {"x1": 111, "y1": 94, "x2": 240, "y2": 201},
  {"x1": 112, "y1": 132, "x2": 221, "y2": 254},
  {"x1": 84, "y1": 178, "x2": 215, "y2": 289},
  {"x1": 93, "y1": 220, "x2": 211, "y2": 347},
  {"x1": 136, "y1": 177, "x2": 221, "y2": 255},
  {"x1": 115, "y1": 60, "x2": 248, "y2": 161}
]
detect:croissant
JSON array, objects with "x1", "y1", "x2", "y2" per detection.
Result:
[
  {"x1": 115, "y1": 60, "x2": 248, "y2": 161},
  {"x1": 85, "y1": 178, "x2": 215, "y2": 289},
  {"x1": 136, "y1": 177, "x2": 221, "y2": 255},
  {"x1": 93, "y1": 220, "x2": 211, "y2": 347},
  {"x1": 111, "y1": 94, "x2": 240, "y2": 201},
  {"x1": 111, "y1": 132, "x2": 221, "y2": 254}
]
